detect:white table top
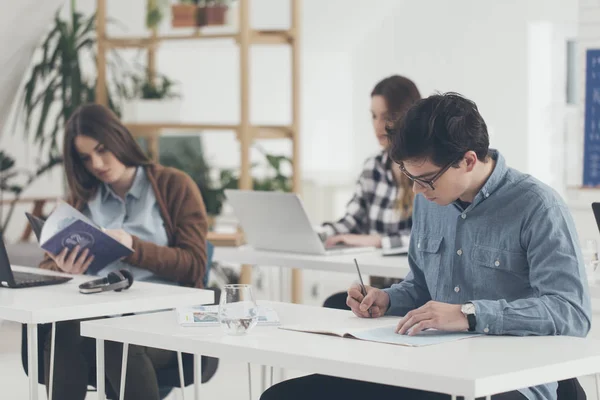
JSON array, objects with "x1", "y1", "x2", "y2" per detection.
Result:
[
  {"x1": 0, "y1": 266, "x2": 214, "y2": 324},
  {"x1": 80, "y1": 301, "x2": 600, "y2": 398},
  {"x1": 214, "y1": 246, "x2": 409, "y2": 278}
]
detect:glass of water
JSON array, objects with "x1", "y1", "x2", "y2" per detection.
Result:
[{"x1": 218, "y1": 284, "x2": 258, "y2": 335}]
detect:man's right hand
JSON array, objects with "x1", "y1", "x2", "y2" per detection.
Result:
[
  {"x1": 346, "y1": 284, "x2": 390, "y2": 318},
  {"x1": 49, "y1": 245, "x2": 94, "y2": 275}
]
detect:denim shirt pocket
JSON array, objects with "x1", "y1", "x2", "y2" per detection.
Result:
[
  {"x1": 416, "y1": 235, "x2": 443, "y2": 299},
  {"x1": 472, "y1": 244, "x2": 529, "y2": 298}
]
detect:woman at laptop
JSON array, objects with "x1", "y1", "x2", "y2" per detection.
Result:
[
  {"x1": 36, "y1": 103, "x2": 209, "y2": 400},
  {"x1": 321, "y1": 75, "x2": 421, "y2": 309}
]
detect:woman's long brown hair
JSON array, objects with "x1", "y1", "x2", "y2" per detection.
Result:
[
  {"x1": 371, "y1": 75, "x2": 421, "y2": 218},
  {"x1": 63, "y1": 103, "x2": 152, "y2": 204}
]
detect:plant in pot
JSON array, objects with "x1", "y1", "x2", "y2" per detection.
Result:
[
  {"x1": 171, "y1": 0, "x2": 234, "y2": 28},
  {"x1": 18, "y1": 1, "x2": 130, "y2": 160},
  {"x1": 198, "y1": 0, "x2": 232, "y2": 26},
  {"x1": 121, "y1": 69, "x2": 181, "y2": 123},
  {"x1": 171, "y1": 0, "x2": 201, "y2": 28}
]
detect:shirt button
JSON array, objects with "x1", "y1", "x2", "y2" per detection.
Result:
[
  {"x1": 461, "y1": 213, "x2": 466, "y2": 219},
  {"x1": 484, "y1": 327, "x2": 490, "y2": 333},
  {"x1": 454, "y1": 286, "x2": 460, "y2": 293},
  {"x1": 484, "y1": 193, "x2": 490, "y2": 198},
  {"x1": 457, "y1": 249, "x2": 463, "y2": 256},
  {"x1": 494, "y1": 260, "x2": 500, "y2": 267},
  {"x1": 417, "y1": 242, "x2": 421, "y2": 249}
]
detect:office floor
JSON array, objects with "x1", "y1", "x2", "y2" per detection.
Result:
[{"x1": 2, "y1": 316, "x2": 600, "y2": 400}]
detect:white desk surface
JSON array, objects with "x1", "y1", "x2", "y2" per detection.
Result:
[
  {"x1": 0, "y1": 266, "x2": 214, "y2": 324},
  {"x1": 80, "y1": 301, "x2": 600, "y2": 398},
  {"x1": 214, "y1": 246, "x2": 409, "y2": 278}
]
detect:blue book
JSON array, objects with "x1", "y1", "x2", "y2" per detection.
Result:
[{"x1": 26, "y1": 202, "x2": 133, "y2": 275}]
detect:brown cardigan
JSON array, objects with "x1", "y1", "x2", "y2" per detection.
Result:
[{"x1": 39, "y1": 164, "x2": 208, "y2": 288}]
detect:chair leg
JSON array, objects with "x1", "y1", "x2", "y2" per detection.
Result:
[
  {"x1": 49, "y1": 322, "x2": 56, "y2": 400},
  {"x1": 177, "y1": 352, "x2": 185, "y2": 400},
  {"x1": 595, "y1": 373, "x2": 600, "y2": 400},
  {"x1": 119, "y1": 343, "x2": 129, "y2": 400},
  {"x1": 269, "y1": 366, "x2": 274, "y2": 388}
]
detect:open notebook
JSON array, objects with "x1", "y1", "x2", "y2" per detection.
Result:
[{"x1": 280, "y1": 324, "x2": 481, "y2": 347}]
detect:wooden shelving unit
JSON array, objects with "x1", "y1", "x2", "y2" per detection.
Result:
[{"x1": 94, "y1": 0, "x2": 303, "y2": 303}]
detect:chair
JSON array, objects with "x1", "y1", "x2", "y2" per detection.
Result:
[
  {"x1": 21, "y1": 241, "x2": 219, "y2": 399},
  {"x1": 557, "y1": 378, "x2": 587, "y2": 399}
]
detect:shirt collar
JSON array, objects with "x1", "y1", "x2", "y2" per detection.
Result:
[
  {"x1": 464, "y1": 149, "x2": 506, "y2": 209},
  {"x1": 101, "y1": 167, "x2": 144, "y2": 202}
]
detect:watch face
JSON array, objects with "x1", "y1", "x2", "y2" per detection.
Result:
[{"x1": 462, "y1": 303, "x2": 475, "y2": 314}]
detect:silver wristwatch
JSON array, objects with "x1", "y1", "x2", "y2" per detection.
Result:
[{"x1": 461, "y1": 302, "x2": 476, "y2": 332}]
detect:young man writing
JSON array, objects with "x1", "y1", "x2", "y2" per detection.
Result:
[{"x1": 261, "y1": 93, "x2": 591, "y2": 400}]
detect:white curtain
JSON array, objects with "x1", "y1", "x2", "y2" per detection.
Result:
[{"x1": 0, "y1": 0, "x2": 66, "y2": 137}]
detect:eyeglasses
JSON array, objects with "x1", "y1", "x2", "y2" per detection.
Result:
[{"x1": 399, "y1": 156, "x2": 463, "y2": 191}]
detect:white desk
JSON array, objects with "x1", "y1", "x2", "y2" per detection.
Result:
[
  {"x1": 81, "y1": 301, "x2": 600, "y2": 400},
  {"x1": 214, "y1": 246, "x2": 410, "y2": 278},
  {"x1": 0, "y1": 265, "x2": 214, "y2": 400}
]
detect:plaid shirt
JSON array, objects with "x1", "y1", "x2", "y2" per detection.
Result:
[{"x1": 322, "y1": 151, "x2": 412, "y2": 249}]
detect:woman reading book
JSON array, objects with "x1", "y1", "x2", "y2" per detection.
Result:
[
  {"x1": 36, "y1": 103, "x2": 210, "y2": 400},
  {"x1": 320, "y1": 75, "x2": 420, "y2": 309}
]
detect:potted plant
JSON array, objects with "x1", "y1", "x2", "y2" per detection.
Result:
[
  {"x1": 18, "y1": 1, "x2": 130, "y2": 158},
  {"x1": 121, "y1": 69, "x2": 182, "y2": 123},
  {"x1": 198, "y1": 0, "x2": 230, "y2": 26},
  {"x1": 171, "y1": 0, "x2": 234, "y2": 28},
  {"x1": 171, "y1": 0, "x2": 201, "y2": 27},
  {"x1": 146, "y1": 0, "x2": 168, "y2": 30}
]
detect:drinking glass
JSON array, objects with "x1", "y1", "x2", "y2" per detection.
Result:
[{"x1": 218, "y1": 284, "x2": 258, "y2": 335}]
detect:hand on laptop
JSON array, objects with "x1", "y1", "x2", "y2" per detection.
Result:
[
  {"x1": 347, "y1": 284, "x2": 389, "y2": 318},
  {"x1": 49, "y1": 245, "x2": 94, "y2": 275},
  {"x1": 325, "y1": 234, "x2": 382, "y2": 249}
]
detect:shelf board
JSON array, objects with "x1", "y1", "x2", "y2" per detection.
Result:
[
  {"x1": 253, "y1": 125, "x2": 293, "y2": 139},
  {"x1": 126, "y1": 123, "x2": 239, "y2": 132},
  {"x1": 104, "y1": 29, "x2": 293, "y2": 48},
  {"x1": 126, "y1": 123, "x2": 293, "y2": 140}
]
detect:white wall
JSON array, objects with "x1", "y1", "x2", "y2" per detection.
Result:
[{"x1": 351, "y1": 0, "x2": 577, "y2": 179}]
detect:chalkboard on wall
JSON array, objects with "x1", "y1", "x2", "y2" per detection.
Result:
[{"x1": 583, "y1": 49, "x2": 600, "y2": 187}]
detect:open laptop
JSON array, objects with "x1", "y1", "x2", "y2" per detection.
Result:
[
  {"x1": 225, "y1": 189, "x2": 375, "y2": 256},
  {"x1": 0, "y1": 230, "x2": 72, "y2": 289}
]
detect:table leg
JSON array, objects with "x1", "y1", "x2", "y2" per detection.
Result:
[
  {"x1": 261, "y1": 365, "x2": 266, "y2": 393},
  {"x1": 26, "y1": 323, "x2": 38, "y2": 400},
  {"x1": 96, "y1": 339, "x2": 105, "y2": 400},
  {"x1": 194, "y1": 354, "x2": 202, "y2": 400},
  {"x1": 119, "y1": 343, "x2": 129, "y2": 400},
  {"x1": 48, "y1": 322, "x2": 56, "y2": 400},
  {"x1": 177, "y1": 352, "x2": 185, "y2": 400},
  {"x1": 248, "y1": 363, "x2": 253, "y2": 400}
]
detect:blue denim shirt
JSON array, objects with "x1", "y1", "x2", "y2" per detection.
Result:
[
  {"x1": 383, "y1": 150, "x2": 591, "y2": 400},
  {"x1": 83, "y1": 167, "x2": 171, "y2": 284}
]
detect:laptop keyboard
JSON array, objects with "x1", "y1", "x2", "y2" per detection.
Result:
[{"x1": 13, "y1": 271, "x2": 71, "y2": 287}]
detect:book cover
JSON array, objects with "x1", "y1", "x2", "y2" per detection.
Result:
[
  {"x1": 176, "y1": 305, "x2": 280, "y2": 327},
  {"x1": 26, "y1": 202, "x2": 133, "y2": 275}
]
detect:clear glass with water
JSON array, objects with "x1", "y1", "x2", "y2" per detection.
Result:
[{"x1": 218, "y1": 284, "x2": 258, "y2": 335}]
